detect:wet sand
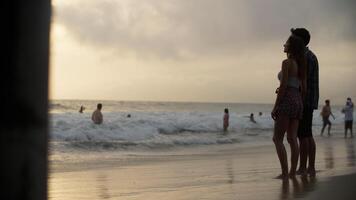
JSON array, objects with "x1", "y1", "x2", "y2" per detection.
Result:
[{"x1": 49, "y1": 136, "x2": 356, "y2": 200}]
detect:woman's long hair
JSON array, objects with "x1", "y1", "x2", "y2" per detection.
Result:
[{"x1": 286, "y1": 35, "x2": 307, "y2": 82}]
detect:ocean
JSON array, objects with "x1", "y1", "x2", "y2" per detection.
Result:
[
  {"x1": 49, "y1": 100, "x2": 356, "y2": 200},
  {"x1": 49, "y1": 100, "x2": 352, "y2": 162}
]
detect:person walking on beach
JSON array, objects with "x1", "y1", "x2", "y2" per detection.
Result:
[
  {"x1": 223, "y1": 108, "x2": 229, "y2": 132},
  {"x1": 271, "y1": 35, "x2": 306, "y2": 179},
  {"x1": 292, "y1": 28, "x2": 319, "y2": 177},
  {"x1": 342, "y1": 97, "x2": 354, "y2": 138},
  {"x1": 92, "y1": 103, "x2": 103, "y2": 124},
  {"x1": 320, "y1": 99, "x2": 335, "y2": 136}
]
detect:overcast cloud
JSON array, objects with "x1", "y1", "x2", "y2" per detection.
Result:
[
  {"x1": 51, "y1": 0, "x2": 356, "y2": 103},
  {"x1": 55, "y1": 0, "x2": 356, "y2": 59}
]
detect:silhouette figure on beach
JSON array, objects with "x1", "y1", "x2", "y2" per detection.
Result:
[
  {"x1": 294, "y1": 28, "x2": 319, "y2": 177},
  {"x1": 272, "y1": 33, "x2": 306, "y2": 179},
  {"x1": 342, "y1": 97, "x2": 354, "y2": 138},
  {"x1": 320, "y1": 99, "x2": 335, "y2": 136}
]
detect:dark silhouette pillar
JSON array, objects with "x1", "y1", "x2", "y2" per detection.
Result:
[{"x1": 1, "y1": 1, "x2": 51, "y2": 199}]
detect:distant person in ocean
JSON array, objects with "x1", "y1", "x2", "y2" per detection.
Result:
[
  {"x1": 259, "y1": 112, "x2": 263, "y2": 116},
  {"x1": 271, "y1": 34, "x2": 306, "y2": 179},
  {"x1": 293, "y1": 28, "x2": 319, "y2": 177},
  {"x1": 79, "y1": 105, "x2": 85, "y2": 113},
  {"x1": 250, "y1": 113, "x2": 257, "y2": 123},
  {"x1": 320, "y1": 99, "x2": 335, "y2": 136},
  {"x1": 92, "y1": 103, "x2": 103, "y2": 124},
  {"x1": 127, "y1": 114, "x2": 131, "y2": 118},
  {"x1": 342, "y1": 97, "x2": 354, "y2": 138},
  {"x1": 223, "y1": 108, "x2": 229, "y2": 132}
]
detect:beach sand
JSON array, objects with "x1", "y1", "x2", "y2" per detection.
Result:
[{"x1": 49, "y1": 135, "x2": 356, "y2": 200}]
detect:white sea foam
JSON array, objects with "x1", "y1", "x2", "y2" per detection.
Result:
[
  {"x1": 50, "y1": 111, "x2": 275, "y2": 149},
  {"x1": 50, "y1": 100, "x2": 353, "y2": 151}
]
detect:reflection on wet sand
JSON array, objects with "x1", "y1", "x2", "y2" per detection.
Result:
[
  {"x1": 345, "y1": 139, "x2": 355, "y2": 167},
  {"x1": 49, "y1": 136, "x2": 356, "y2": 200},
  {"x1": 279, "y1": 179, "x2": 289, "y2": 200},
  {"x1": 324, "y1": 140, "x2": 334, "y2": 169},
  {"x1": 279, "y1": 176, "x2": 317, "y2": 200},
  {"x1": 225, "y1": 159, "x2": 235, "y2": 185},
  {"x1": 96, "y1": 173, "x2": 111, "y2": 199}
]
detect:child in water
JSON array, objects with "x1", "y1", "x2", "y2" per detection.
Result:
[
  {"x1": 250, "y1": 113, "x2": 257, "y2": 123},
  {"x1": 79, "y1": 105, "x2": 85, "y2": 113},
  {"x1": 223, "y1": 108, "x2": 229, "y2": 132}
]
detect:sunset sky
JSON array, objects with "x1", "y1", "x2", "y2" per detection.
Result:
[{"x1": 50, "y1": 0, "x2": 356, "y2": 104}]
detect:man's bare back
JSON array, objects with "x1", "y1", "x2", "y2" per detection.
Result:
[{"x1": 92, "y1": 109, "x2": 103, "y2": 124}]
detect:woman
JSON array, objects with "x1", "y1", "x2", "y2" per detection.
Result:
[{"x1": 272, "y1": 35, "x2": 306, "y2": 179}]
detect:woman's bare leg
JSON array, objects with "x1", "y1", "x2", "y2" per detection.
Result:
[
  {"x1": 287, "y1": 119, "x2": 299, "y2": 178},
  {"x1": 273, "y1": 116, "x2": 289, "y2": 178}
]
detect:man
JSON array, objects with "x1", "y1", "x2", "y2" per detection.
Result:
[
  {"x1": 92, "y1": 103, "x2": 103, "y2": 124},
  {"x1": 342, "y1": 97, "x2": 354, "y2": 138},
  {"x1": 320, "y1": 99, "x2": 335, "y2": 136},
  {"x1": 292, "y1": 28, "x2": 319, "y2": 177}
]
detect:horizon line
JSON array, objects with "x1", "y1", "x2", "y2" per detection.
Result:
[{"x1": 49, "y1": 98, "x2": 275, "y2": 105}]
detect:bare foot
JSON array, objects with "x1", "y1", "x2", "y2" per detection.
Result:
[
  {"x1": 307, "y1": 167, "x2": 316, "y2": 177},
  {"x1": 275, "y1": 174, "x2": 289, "y2": 180},
  {"x1": 296, "y1": 169, "x2": 307, "y2": 176},
  {"x1": 289, "y1": 172, "x2": 296, "y2": 179}
]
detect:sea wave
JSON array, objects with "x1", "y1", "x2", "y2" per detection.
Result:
[
  {"x1": 50, "y1": 110, "x2": 349, "y2": 150},
  {"x1": 50, "y1": 111, "x2": 273, "y2": 149}
]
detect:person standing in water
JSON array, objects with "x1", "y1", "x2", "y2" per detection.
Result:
[
  {"x1": 320, "y1": 99, "x2": 335, "y2": 136},
  {"x1": 92, "y1": 103, "x2": 103, "y2": 124},
  {"x1": 342, "y1": 97, "x2": 354, "y2": 138},
  {"x1": 79, "y1": 105, "x2": 85, "y2": 113},
  {"x1": 250, "y1": 113, "x2": 257, "y2": 123},
  {"x1": 223, "y1": 108, "x2": 229, "y2": 132}
]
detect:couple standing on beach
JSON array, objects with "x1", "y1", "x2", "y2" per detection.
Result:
[{"x1": 272, "y1": 28, "x2": 319, "y2": 179}]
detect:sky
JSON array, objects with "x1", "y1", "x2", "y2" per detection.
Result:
[{"x1": 50, "y1": 0, "x2": 356, "y2": 104}]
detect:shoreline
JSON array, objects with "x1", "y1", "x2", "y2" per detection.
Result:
[{"x1": 49, "y1": 137, "x2": 356, "y2": 199}]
